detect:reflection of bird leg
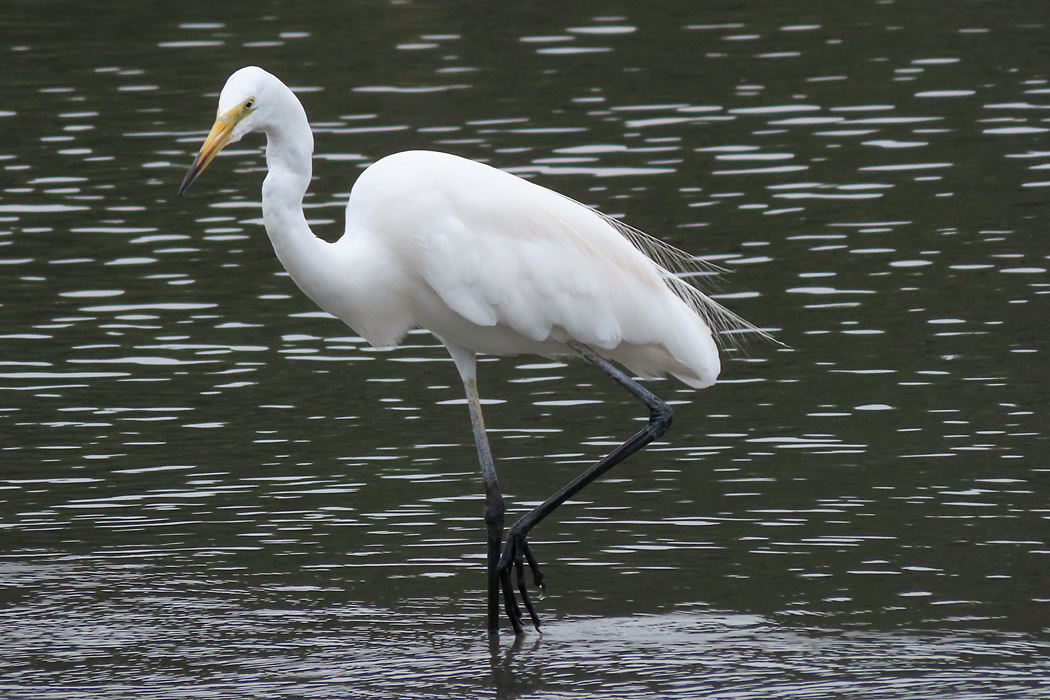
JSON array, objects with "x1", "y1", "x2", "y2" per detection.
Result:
[{"x1": 496, "y1": 341, "x2": 674, "y2": 635}]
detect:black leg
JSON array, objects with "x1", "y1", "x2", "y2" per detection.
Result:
[
  {"x1": 464, "y1": 377, "x2": 507, "y2": 635},
  {"x1": 448, "y1": 344, "x2": 508, "y2": 635},
  {"x1": 496, "y1": 341, "x2": 674, "y2": 632}
]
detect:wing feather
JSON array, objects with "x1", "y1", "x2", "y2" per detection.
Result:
[{"x1": 352, "y1": 150, "x2": 765, "y2": 386}]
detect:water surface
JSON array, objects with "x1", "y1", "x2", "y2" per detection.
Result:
[{"x1": 2, "y1": 1, "x2": 1048, "y2": 697}]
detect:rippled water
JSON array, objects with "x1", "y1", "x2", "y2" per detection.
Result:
[{"x1": 2, "y1": 1, "x2": 1049, "y2": 697}]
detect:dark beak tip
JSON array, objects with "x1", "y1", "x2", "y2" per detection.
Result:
[{"x1": 177, "y1": 168, "x2": 197, "y2": 196}]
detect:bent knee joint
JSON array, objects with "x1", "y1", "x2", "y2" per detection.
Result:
[{"x1": 650, "y1": 402, "x2": 673, "y2": 435}]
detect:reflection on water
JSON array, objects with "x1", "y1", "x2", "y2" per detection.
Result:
[
  {"x1": 2, "y1": 1, "x2": 1049, "y2": 697},
  {"x1": 2, "y1": 558, "x2": 1048, "y2": 699}
]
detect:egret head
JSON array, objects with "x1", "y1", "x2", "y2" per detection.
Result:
[{"x1": 178, "y1": 66, "x2": 277, "y2": 195}]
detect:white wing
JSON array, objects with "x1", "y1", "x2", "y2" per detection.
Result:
[{"x1": 346, "y1": 151, "x2": 751, "y2": 388}]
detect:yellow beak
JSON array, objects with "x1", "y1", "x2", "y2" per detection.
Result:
[{"x1": 177, "y1": 112, "x2": 238, "y2": 195}]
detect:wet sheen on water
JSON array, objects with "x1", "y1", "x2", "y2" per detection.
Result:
[{"x1": 2, "y1": 2, "x2": 1049, "y2": 698}]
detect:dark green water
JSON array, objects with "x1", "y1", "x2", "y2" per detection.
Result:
[{"x1": 2, "y1": 1, "x2": 1048, "y2": 697}]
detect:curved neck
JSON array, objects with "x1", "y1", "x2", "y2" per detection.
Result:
[
  {"x1": 262, "y1": 150, "x2": 316, "y2": 265},
  {"x1": 258, "y1": 96, "x2": 332, "y2": 303},
  {"x1": 251, "y1": 80, "x2": 401, "y2": 349}
]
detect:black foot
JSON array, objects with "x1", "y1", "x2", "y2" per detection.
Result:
[{"x1": 497, "y1": 523, "x2": 545, "y2": 635}]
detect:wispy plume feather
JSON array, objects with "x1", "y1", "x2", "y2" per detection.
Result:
[{"x1": 596, "y1": 210, "x2": 780, "y2": 350}]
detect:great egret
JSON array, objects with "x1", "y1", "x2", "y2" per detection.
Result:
[{"x1": 179, "y1": 66, "x2": 762, "y2": 637}]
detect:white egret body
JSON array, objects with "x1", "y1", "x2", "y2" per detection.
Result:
[{"x1": 179, "y1": 66, "x2": 759, "y2": 637}]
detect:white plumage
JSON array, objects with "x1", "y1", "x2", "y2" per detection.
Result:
[
  {"x1": 179, "y1": 66, "x2": 762, "y2": 635},
  {"x1": 340, "y1": 149, "x2": 723, "y2": 387},
  {"x1": 182, "y1": 65, "x2": 749, "y2": 388}
]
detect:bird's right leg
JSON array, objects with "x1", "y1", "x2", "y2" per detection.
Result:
[
  {"x1": 447, "y1": 344, "x2": 523, "y2": 636},
  {"x1": 461, "y1": 373, "x2": 509, "y2": 634}
]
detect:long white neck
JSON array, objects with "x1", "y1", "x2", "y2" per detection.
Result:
[
  {"x1": 257, "y1": 89, "x2": 333, "y2": 307},
  {"x1": 249, "y1": 76, "x2": 410, "y2": 350}
]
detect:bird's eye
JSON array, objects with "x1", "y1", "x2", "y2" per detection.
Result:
[{"x1": 244, "y1": 98, "x2": 255, "y2": 111}]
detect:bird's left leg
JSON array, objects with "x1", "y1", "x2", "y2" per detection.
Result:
[{"x1": 497, "y1": 341, "x2": 674, "y2": 633}]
